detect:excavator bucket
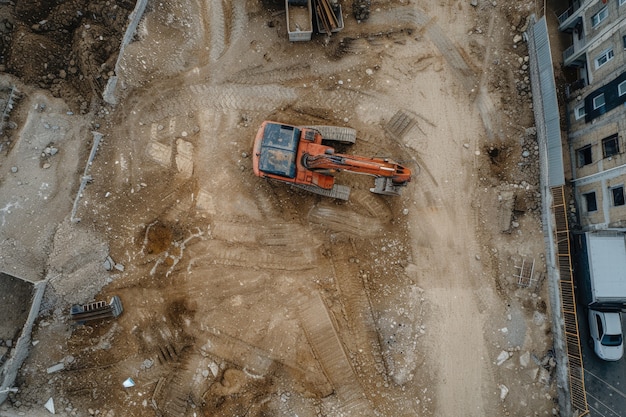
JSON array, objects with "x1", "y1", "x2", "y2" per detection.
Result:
[{"x1": 370, "y1": 177, "x2": 405, "y2": 196}]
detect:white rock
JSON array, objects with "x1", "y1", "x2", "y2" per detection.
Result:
[
  {"x1": 519, "y1": 351, "x2": 530, "y2": 368},
  {"x1": 209, "y1": 362, "x2": 219, "y2": 377},
  {"x1": 498, "y1": 384, "x2": 509, "y2": 400},
  {"x1": 538, "y1": 367, "x2": 550, "y2": 385},
  {"x1": 496, "y1": 350, "x2": 510, "y2": 366},
  {"x1": 44, "y1": 398, "x2": 55, "y2": 414},
  {"x1": 47, "y1": 363, "x2": 65, "y2": 374}
]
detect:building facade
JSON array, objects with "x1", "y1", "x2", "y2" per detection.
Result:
[{"x1": 559, "y1": 0, "x2": 626, "y2": 229}]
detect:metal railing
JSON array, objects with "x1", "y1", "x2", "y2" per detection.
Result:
[
  {"x1": 558, "y1": 0, "x2": 583, "y2": 26},
  {"x1": 563, "y1": 45, "x2": 576, "y2": 62},
  {"x1": 551, "y1": 185, "x2": 589, "y2": 416}
]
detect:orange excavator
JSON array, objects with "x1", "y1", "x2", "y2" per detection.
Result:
[{"x1": 252, "y1": 121, "x2": 412, "y2": 200}]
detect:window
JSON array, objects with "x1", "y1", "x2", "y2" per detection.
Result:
[
  {"x1": 593, "y1": 93, "x2": 606, "y2": 110},
  {"x1": 602, "y1": 134, "x2": 619, "y2": 157},
  {"x1": 619, "y1": 80, "x2": 626, "y2": 96},
  {"x1": 574, "y1": 103, "x2": 586, "y2": 120},
  {"x1": 578, "y1": 145, "x2": 592, "y2": 166},
  {"x1": 595, "y1": 49, "x2": 614, "y2": 69},
  {"x1": 592, "y1": 7, "x2": 608, "y2": 27},
  {"x1": 584, "y1": 192, "x2": 598, "y2": 212},
  {"x1": 612, "y1": 186, "x2": 625, "y2": 206}
]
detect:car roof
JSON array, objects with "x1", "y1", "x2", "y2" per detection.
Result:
[{"x1": 602, "y1": 312, "x2": 623, "y2": 335}]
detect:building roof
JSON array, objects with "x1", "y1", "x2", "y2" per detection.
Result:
[{"x1": 587, "y1": 231, "x2": 626, "y2": 299}]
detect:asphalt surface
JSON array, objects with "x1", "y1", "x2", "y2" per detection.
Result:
[{"x1": 578, "y1": 305, "x2": 626, "y2": 417}]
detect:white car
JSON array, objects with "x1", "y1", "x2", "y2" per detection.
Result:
[{"x1": 588, "y1": 309, "x2": 624, "y2": 361}]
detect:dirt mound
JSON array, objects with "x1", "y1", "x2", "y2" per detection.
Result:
[{"x1": 1, "y1": 0, "x2": 132, "y2": 112}]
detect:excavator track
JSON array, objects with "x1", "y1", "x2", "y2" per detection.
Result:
[
  {"x1": 306, "y1": 125, "x2": 357, "y2": 145},
  {"x1": 291, "y1": 183, "x2": 351, "y2": 200},
  {"x1": 370, "y1": 177, "x2": 404, "y2": 196}
]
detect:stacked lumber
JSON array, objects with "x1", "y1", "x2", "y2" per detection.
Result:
[{"x1": 316, "y1": 0, "x2": 339, "y2": 34}]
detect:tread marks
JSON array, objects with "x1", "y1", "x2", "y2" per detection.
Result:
[
  {"x1": 195, "y1": 240, "x2": 317, "y2": 271},
  {"x1": 190, "y1": 84, "x2": 298, "y2": 111},
  {"x1": 208, "y1": 0, "x2": 226, "y2": 62},
  {"x1": 226, "y1": 63, "x2": 313, "y2": 85},
  {"x1": 297, "y1": 293, "x2": 375, "y2": 416}
]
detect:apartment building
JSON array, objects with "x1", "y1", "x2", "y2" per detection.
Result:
[{"x1": 558, "y1": 0, "x2": 626, "y2": 229}]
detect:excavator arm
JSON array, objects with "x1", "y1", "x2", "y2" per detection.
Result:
[{"x1": 301, "y1": 152, "x2": 411, "y2": 185}]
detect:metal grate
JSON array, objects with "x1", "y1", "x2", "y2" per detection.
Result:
[
  {"x1": 551, "y1": 186, "x2": 588, "y2": 416},
  {"x1": 515, "y1": 258, "x2": 536, "y2": 287},
  {"x1": 385, "y1": 110, "x2": 417, "y2": 141}
]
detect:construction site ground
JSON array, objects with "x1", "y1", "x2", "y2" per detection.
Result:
[{"x1": 0, "y1": 1, "x2": 559, "y2": 416}]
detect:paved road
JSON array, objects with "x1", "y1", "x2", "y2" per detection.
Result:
[{"x1": 577, "y1": 305, "x2": 626, "y2": 417}]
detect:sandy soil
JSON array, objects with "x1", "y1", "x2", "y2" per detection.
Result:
[{"x1": 0, "y1": 0, "x2": 558, "y2": 416}]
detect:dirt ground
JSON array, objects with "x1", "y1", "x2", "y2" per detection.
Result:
[{"x1": 0, "y1": 0, "x2": 559, "y2": 416}]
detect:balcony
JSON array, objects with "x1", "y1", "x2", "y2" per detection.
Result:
[
  {"x1": 563, "y1": 45, "x2": 575, "y2": 61},
  {"x1": 558, "y1": 0, "x2": 584, "y2": 31},
  {"x1": 563, "y1": 32, "x2": 588, "y2": 67}
]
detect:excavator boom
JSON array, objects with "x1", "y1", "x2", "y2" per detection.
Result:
[{"x1": 302, "y1": 153, "x2": 411, "y2": 185}]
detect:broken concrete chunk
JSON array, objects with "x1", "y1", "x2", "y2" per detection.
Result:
[
  {"x1": 519, "y1": 351, "x2": 530, "y2": 368},
  {"x1": 496, "y1": 350, "x2": 510, "y2": 366},
  {"x1": 103, "y1": 256, "x2": 114, "y2": 271},
  {"x1": 114, "y1": 263, "x2": 125, "y2": 272},
  {"x1": 141, "y1": 359, "x2": 153, "y2": 370},
  {"x1": 498, "y1": 384, "x2": 509, "y2": 400},
  {"x1": 46, "y1": 362, "x2": 65, "y2": 374},
  {"x1": 538, "y1": 367, "x2": 551, "y2": 385},
  {"x1": 44, "y1": 397, "x2": 55, "y2": 414}
]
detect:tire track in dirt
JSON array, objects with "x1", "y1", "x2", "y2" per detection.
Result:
[
  {"x1": 386, "y1": 5, "x2": 502, "y2": 144},
  {"x1": 474, "y1": 13, "x2": 502, "y2": 142},
  {"x1": 226, "y1": 63, "x2": 313, "y2": 85},
  {"x1": 297, "y1": 88, "x2": 369, "y2": 114},
  {"x1": 127, "y1": 83, "x2": 297, "y2": 128},
  {"x1": 211, "y1": 221, "x2": 312, "y2": 247},
  {"x1": 230, "y1": 0, "x2": 248, "y2": 43},
  {"x1": 327, "y1": 241, "x2": 390, "y2": 408},
  {"x1": 350, "y1": 190, "x2": 393, "y2": 222},
  {"x1": 186, "y1": 240, "x2": 317, "y2": 271},
  {"x1": 296, "y1": 292, "x2": 375, "y2": 416},
  {"x1": 307, "y1": 204, "x2": 386, "y2": 237},
  {"x1": 191, "y1": 84, "x2": 298, "y2": 111},
  {"x1": 207, "y1": 0, "x2": 226, "y2": 62}
]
